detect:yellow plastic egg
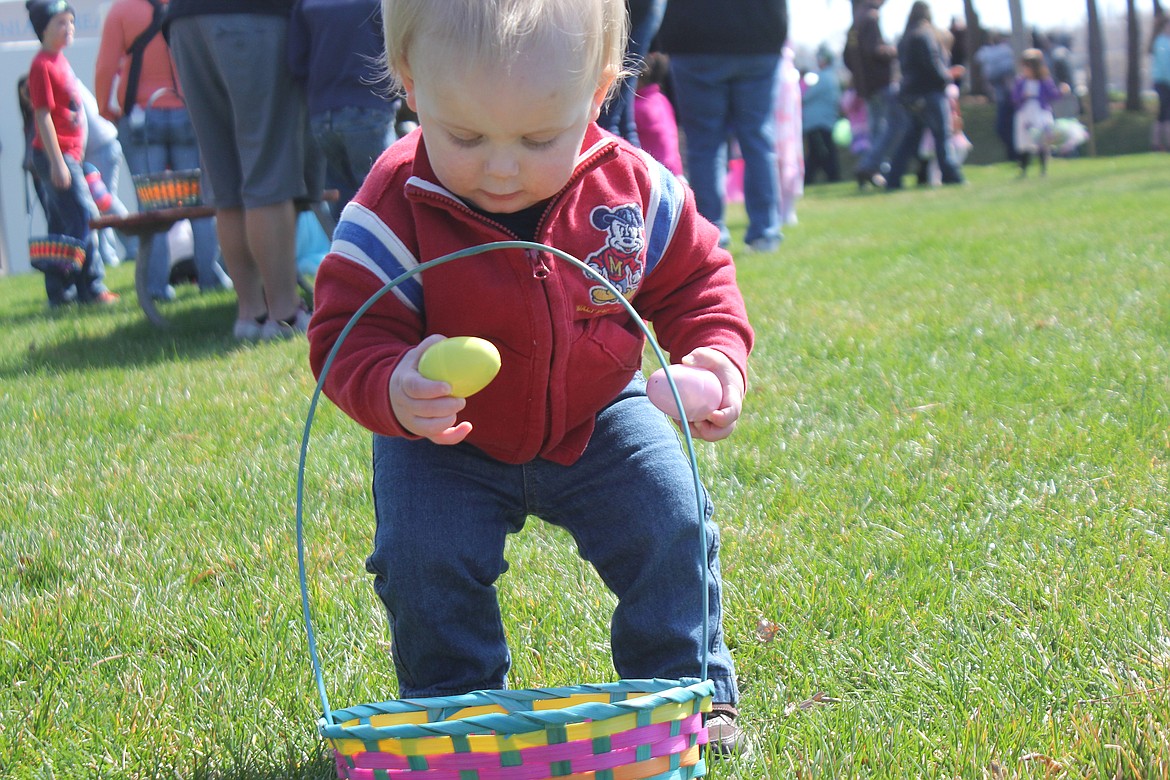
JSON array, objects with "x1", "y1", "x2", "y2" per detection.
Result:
[{"x1": 418, "y1": 336, "x2": 502, "y2": 398}]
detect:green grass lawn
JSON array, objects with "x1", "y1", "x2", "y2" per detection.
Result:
[{"x1": 2, "y1": 155, "x2": 1168, "y2": 778}]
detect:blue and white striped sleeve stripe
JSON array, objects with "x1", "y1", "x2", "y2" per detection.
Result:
[
  {"x1": 636, "y1": 149, "x2": 685, "y2": 278},
  {"x1": 330, "y1": 202, "x2": 423, "y2": 313}
]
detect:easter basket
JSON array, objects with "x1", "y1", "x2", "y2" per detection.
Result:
[
  {"x1": 132, "y1": 168, "x2": 202, "y2": 211},
  {"x1": 28, "y1": 234, "x2": 86, "y2": 275},
  {"x1": 297, "y1": 241, "x2": 715, "y2": 779}
]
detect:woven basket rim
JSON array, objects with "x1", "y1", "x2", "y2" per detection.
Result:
[
  {"x1": 29, "y1": 233, "x2": 87, "y2": 247},
  {"x1": 320, "y1": 677, "x2": 713, "y2": 741},
  {"x1": 132, "y1": 168, "x2": 201, "y2": 181}
]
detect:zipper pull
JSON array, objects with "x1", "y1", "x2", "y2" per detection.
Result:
[{"x1": 528, "y1": 249, "x2": 551, "y2": 279}]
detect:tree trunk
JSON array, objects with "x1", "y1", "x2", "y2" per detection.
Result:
[
  {"x1": 963, "y1": 0, "x2": 987, "y2": 93},
  {"x1": 1126, "y1": 0, "x2": 1143, "y2": 110},
  {"x1": 1087, "y1": 0, "x2": 1112, "y2": 123},
  {"x1": 1008, "y1": 0, "x2": 1027, "y2": 56}
]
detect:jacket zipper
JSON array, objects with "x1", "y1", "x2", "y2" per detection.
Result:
[{"x1": 528, "y1": 249, "x2": 550, "y2": 279}]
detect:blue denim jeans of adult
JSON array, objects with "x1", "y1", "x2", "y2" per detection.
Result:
[
  {"x1": 886, "y1": 90, "x2": 964, "y2": 188},
  {"x1": 120, "y1": 108, "x2": 231, "y2": 298},
  {"x1": 669, "y1": 53, "x2": 782, "y2": 247},
  {"x1": 367, "y1": 377, "x2": 739, "y2": 705},
  {"x1": 994, "y1": 86, "x2": 1018, "y2": 161},
  {"x1": 859, "y1": 85, "x2": 901, "y2": 175},
  {"x1": 598, "y1": 0, "x2": 667, "y2": 144},
  {"x1": 31, "y1": 149, "x2": 107, "y2": 304},
  {"x1": 310, "y1": 105, "x2": 397, "y2": 219}
]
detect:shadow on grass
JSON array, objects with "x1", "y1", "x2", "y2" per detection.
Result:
[{"x1": 4, "y1": 294, "x2": 256, "y2": 378}]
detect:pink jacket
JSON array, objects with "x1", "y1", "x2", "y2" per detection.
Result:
[
  {"x1": 308, "y1": 125, "x2": 753, "y2": 465},
  {"x1": 634, "y1": 83, "x2": 684, "y2": 177}
]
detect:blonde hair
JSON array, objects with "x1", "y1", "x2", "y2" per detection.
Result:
[
  {"x1": 383, "y1": 0, "x2": 629, "y2": 100},
  {"x1": 1020, "y1": 48, "x2": 1049, "y2": 80}
]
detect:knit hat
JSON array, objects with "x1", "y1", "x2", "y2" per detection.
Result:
[{"x1": 27, "y1": 0, "x2": 74, "y2": 42}]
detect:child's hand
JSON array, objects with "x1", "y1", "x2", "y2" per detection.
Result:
[
  {"x1": 50, "y1": 159, "x2": 71, "y2": 190},
  {"x1": 390, "y1": 334, "x2": 474, "y2": 445},
  {"x1": 677, "y1": 347, "x2": 745, "y2": 442}
]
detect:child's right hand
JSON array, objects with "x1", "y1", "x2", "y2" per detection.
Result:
[
  {"x1": 50, "y1": 159, "x2": 71, "y2": 190},
  {"x1": 389, "y1": 334, "x2": 474, "y2": 445}
]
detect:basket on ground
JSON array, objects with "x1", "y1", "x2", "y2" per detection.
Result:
[
  {"x1": 325, "y1": 678, "x2": 712, "y2": 779},
  {"x1": 132, "y1": 168, "x2": 202, "y2": 211},
  {"x1": 297, "y1": 241, "x2": 716, "y2": 779},
  {"x1": 28, "y1": 234, "x2": 86, "y2": 275}
]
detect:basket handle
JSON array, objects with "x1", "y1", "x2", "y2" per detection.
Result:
[{"x1": 297, "y1": 240, "x2": 710, "y2": 721}]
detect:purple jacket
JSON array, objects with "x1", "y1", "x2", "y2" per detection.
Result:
[{"x1": 1012, "y1": 77, "x2": 1062, "y2": 110}]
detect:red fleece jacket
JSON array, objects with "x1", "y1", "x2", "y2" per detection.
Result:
[{"x1": 308, "y1": 125, "x2": 753, "y2": 466}]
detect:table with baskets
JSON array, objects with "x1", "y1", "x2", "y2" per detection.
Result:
[{"x1": 90, "y1": 169, "x2": 335, "y2": 327}]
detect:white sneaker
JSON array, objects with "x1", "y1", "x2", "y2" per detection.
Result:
[
  {"x1": 233, "y1": 316, "x2": 266, "y2": 341},
  {"x1": 260, "y1": 306, "x2": 311, "y2": 341}
]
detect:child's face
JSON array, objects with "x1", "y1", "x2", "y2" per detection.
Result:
[
  {"x1": 42, "y1": 11, "x2": 74, "y2": 52},
  {"x1": 402, "y1": 37, "x2": 610, "y2": 214}
]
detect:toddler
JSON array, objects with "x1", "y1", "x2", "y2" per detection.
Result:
[
  {"x1": 633, "y1": 51, "x2": 684, "y2": 177},
  {"x1": 307, "y1": 0, "x2": 754, "y2": 759},
  {"x1": 1012, "y1": 48, "x2": 1065, "y2": 177},
  {"x1": 839, "y1": 85, "x2": 871, "y2": 160}
]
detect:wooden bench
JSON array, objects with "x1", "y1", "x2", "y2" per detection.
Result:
[{"x1": 91, "y1": 194, "x2": 337, "y2": 328}]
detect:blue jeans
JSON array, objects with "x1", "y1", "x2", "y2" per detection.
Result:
[
  {"x1": 121, "y1": 108, "x2": 231, "y2": 298},
  {"x1": 859, "y1": 85, "x2": 901, "y2": 175},
  {"x1": 669, "y1": 53, "x2": 782, "y2": 246},
  {"x1": 309, "y1": 105, "x2": 397, "y2": 218},
  {"x1": 31, "y1": 149, "x2": 107, "y2": 305},
  {"x1": 993, "y1": 85, "x2": 1018, "y2": 161},
  {"x1": 367, "y1": 378, "x2": 739, "y2": 704},
  {"x1": 597, "y1": 0, "x2": 667, "y2": 144},
  {"x1": 886, "y1": 91, "x2": 964, "y2": 188}
]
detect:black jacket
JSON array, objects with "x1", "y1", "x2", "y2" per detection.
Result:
[
  {"x1": 658, "y1": 0, "x2": 787, "y2": 56},
  {"x1": 898, "y1": 22, "x2": 952, "y2": 97}
]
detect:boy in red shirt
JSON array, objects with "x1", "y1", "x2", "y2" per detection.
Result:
[{"x1": 26, "y1": 0, "x2": 118, "y2": 306}]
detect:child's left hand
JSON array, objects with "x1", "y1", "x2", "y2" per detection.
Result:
[{"x1": 676, "y1": 347, "x2": 745, "y2": 442}]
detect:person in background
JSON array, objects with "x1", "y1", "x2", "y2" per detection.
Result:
[
  {"x1": 632, "y1": 51, "x2": 684, "y2": 177},
  {"x1": 1048, "y1": 44, "x2": 1080, "y2": 121},
  {"x1": 659, "y1": 0, "x2": 787, "y2": 252},
  {"x1": 801, "y1": 44, "x2": 842, "y2": 185},
  {"x1": 78, "y1": 81, "x2": 137, "y2": 270},
  {"x1": 308, "y1": 0, "x2": 754, "y2": 759},
  {"x1": 912, "y1": 28, "x2": 970, "y2": 186},
  {"x1": 947, "y1": 15, "x2": 967, "y2": 79},
  {"x1": 288, "y1": 0, "x2": 400, "y2": 219},
  {"x1": 96, "y1": 0, "x2": 232, "y2": 303},
  {"x1": 597, "y1": 0, "x2": 667, "y2": 144},
  {"x1": 166, "y1": 0, "x2": 312, "y2": 341},
  {"x1": 774, "y1": 42, "x2": 803, "y2": 226},
  {"x1": 843, "y1": 0, "x2": 899, "y2": 188},
  {"x1": 25, "y1": 0, "x2": 118, "y2": 307},
  {"x1": 975, "y1": 32, "x2": 1018, "y2": 162},
  {"x1": 1012, "y1": 48, "x2": 1065, "y2": 177},
  {"x1": 839, "y1": 76, "x2": 871, "y2": 164},
  {"x1": 884, "y1": 1, "x2": 965, "y2": 190},
  {"x1": 1150, "y1": 13, "x2": 1170, "y2": 152}
]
